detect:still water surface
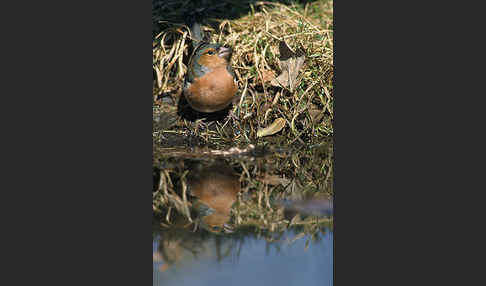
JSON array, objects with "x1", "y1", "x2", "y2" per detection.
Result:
[
  {"x1": 153, "y1": 143, "x2": 333, "y2": 285},
  {"x1": 153, "y1": 228, "x2": 333, "y2": 286}
]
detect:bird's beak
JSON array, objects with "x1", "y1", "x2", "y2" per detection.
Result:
[{"x1": 218, "y1": 46, "x2": 232, "y2": 59}]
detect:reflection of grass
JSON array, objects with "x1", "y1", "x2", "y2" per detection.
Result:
[
  {"x1": 153, "y1": 0, "x2": 333, "y2": 147},
  {"x1": 153, "y1": 139, "x2": 333, "y2": 236},
  {"x1": 153, "y1": 216, "x2": 331, "y2": 271}
]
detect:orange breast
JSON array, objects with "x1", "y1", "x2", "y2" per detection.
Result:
[
  {"x1": 189, "y1": 171, "x2": 240, "y2": 214},
  {"x1": 184, "y1": 67, "x2": 237, "y2": 113},
  {"x1": 186, "y1": 162, "x2": 241, "y2": 232}
]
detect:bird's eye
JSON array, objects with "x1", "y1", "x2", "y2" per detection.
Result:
[{"x1": 207, "y1": 50, "x2": 215, "y2": 55}]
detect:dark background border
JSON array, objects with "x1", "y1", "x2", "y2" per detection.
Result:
[{"x1": 2, "y1": 1, "x2": 152, "y2": 284}]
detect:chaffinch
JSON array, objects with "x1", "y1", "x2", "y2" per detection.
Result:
[
  {"x1": 183, "y1": 19, "x2": 238, "y2": 113},
  {"x1": 186, "y1": 161, "x2": 240, "y2": 233}
]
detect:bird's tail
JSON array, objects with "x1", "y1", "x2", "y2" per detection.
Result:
[
  {"x1": 184, "y1": 10, "x2": 207, "y2": 46},
  {"x1": 190, "y1": 21, "x2": 204, "y2": 43}
]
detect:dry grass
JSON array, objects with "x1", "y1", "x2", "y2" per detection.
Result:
[{"x1": 153, "y1": 0, "x2": 333, "y2": 147}]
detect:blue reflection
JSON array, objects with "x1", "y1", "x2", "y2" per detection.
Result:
[{"x1": 154, "y1": 231, "x2": 333, "y2": 286}]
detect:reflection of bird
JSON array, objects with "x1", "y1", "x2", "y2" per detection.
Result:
[
  {"x1": 186, "y1": 161, "x2": 240, "y2": 233},
  {"x1": 183, "y1": 13, "x2": 238, "y2": 113}
]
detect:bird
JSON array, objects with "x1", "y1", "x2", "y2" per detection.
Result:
[
  {"x1": 186, "y1": 161, "x2": 240, "y2": 233},
  {"x1": 182, "y1": 13, "x2": 238, "y2": 113}
]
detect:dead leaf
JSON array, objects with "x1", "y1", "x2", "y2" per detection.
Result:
[
  {"x1": 308, "y1": 104, "x2": 324, "y2": 123},
  {"x1": 260, "y1": 69, "x2": 276, "y2": 84},
  {"x1": 153, "y1": 107, "x2": 178, "y2": 130},
  {"x1": 257, "y1": 117, "x2": 286, "y2": 137},
  {"x1": 270, "y1": 41, "x2": 305, "y2": 92}
]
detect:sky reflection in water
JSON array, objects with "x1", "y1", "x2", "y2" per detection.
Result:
[{"x1": 153, "y1": 229, "x2": 333, "y2": 286}]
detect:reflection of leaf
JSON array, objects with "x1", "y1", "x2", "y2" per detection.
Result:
[
  {"x1": 258, "y1": 173, "x2": 291, "y2": 186},
  {"x1": 257, "y1": 118, "x2": 286, "y2": 137},
  {"x1": 270, "y1": 41, "x2": 305, "y2": 92}
]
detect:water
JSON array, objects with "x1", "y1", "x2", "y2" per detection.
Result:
[{"x1": 153, "y1": 228, "x2": 333, "y2": 286}]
